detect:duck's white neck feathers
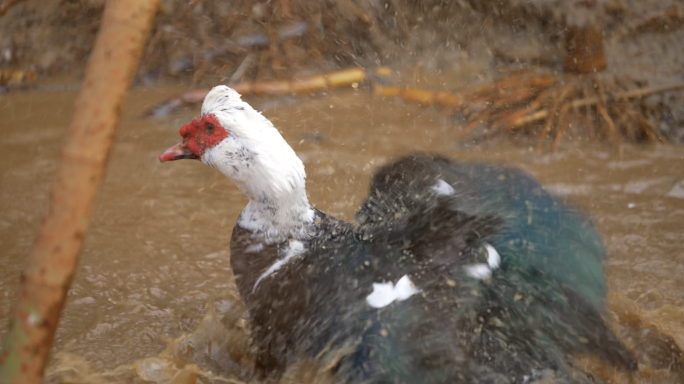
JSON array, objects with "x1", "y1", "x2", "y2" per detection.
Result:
[{"x1": 200, "y1": 86, "x2": 314, "y2": 242}]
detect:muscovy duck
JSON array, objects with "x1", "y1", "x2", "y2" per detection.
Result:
[{"x1": 159, "y1": 86, "x2": 637, "y2": 383}]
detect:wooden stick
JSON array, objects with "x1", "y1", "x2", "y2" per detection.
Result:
[
  {"x1": 596, "y1": 80, "x2": 617, "y2": 140},
  {"x1": 551, "y1": 104, "x2": 572, "y2": 151},
  {"x1": 0, "y1": 1, "x2": 161, "y2": 383},
  {"x1": 513, "y1": 82, "x2": 684, "y2": 127},
  {"x1": 536, "y1": 87, "x2": 568, "y2": 152}
]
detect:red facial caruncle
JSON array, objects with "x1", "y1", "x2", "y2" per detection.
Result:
[{"x1": 159, "y1": 114, "x2": 229, "y2": 162}]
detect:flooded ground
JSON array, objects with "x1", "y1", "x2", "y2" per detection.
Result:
[{"x1": 1, "y1": 84, "x2": 683, "y2": 383}]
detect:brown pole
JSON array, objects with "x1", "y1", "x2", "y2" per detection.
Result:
[{"x1": 0, "y1": 0, "x2": 161, "y2": 383}]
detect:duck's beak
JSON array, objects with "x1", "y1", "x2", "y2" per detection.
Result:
[{"x1": 159, "y1": 142, "x2": 199, "y2": 162}]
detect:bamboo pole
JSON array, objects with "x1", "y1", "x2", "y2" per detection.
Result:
[{"x1": 0, "y1": 0, "x2": 161, "y2": 383}]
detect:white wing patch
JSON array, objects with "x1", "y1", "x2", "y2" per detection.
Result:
[
  {"x1": 485, "y1": 243, "x2": 501, "y2": 269},
  {"x1": 431, "y1": 179, "x2": 455, "y2": 196},
  {"x1": 465, "y1": 264, "x2": 492, "y2": 280},
  {"x1": 245, "y1": 243, "x2": 264, "y2": 253},
  {"x1": 285, "y1": 239, "x2": 305, "y2": 257},
  {"x1": 393, "y1": 275, "x2": 419, "y2": 301},
  {"x1": 465, "y1": 243, "x2": 501, "y2": 280},
  {"x1": 366, "y1": 275, "x2": 419, "y2": 308},
  {"x1": 253, "y1": 240, "x2": 306, "y2": 291}
]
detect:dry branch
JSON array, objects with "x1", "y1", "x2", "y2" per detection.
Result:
[
  {"x1": 0, "y1": 0, "x2": 161, "y2": 383},
  {"x1": 146, "y1": 67, "x2": 392, "y2": 117},
  {"x1": 512, "y1": 82, "x2": 684, "y2": 127}
]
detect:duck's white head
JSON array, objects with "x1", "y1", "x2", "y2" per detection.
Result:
[{"x1": 160, "y1": 86, "x2": 314, "y2": 240}]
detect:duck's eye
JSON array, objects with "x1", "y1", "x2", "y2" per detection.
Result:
[{"x1": 206, "y1": 123, "x2": 215, "y2": 133}]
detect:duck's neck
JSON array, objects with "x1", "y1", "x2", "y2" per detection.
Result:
[
  {"x1": 237, "y1": 187, "x2": 315, "y2": 243},
  {"x1": 202, "y1": 136, "x2": 316, "y2": 243}
]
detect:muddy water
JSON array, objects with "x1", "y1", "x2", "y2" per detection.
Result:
[{"x1": 1, "y1": 86, "x2": 683, "y2": 383}]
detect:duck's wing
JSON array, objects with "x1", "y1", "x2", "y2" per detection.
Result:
[
  {"x1": 358, "y1": 153, "x2": 607, "y2": 308},
  {"x1": 426, "y1": 157, "x2": 636, "y2": 370},
  {"x1": 350, "y1": 154, "x2": 636, "y2": 379}
]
